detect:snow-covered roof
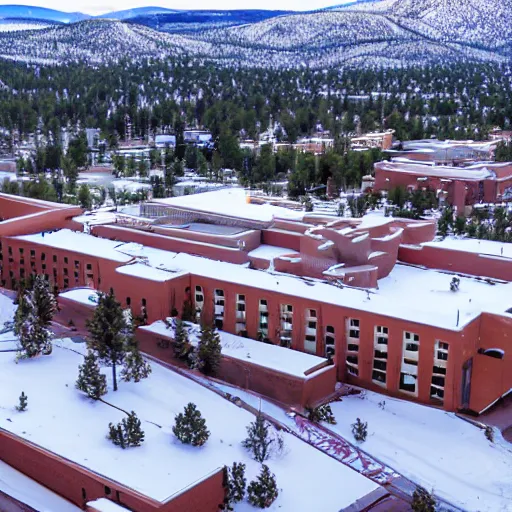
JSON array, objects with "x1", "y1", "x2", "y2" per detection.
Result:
[
  {"x1": 59, "y1": 288, "x2": 100, "y2": 306},
  {"x1": 86, "y1": 498, "x2": 127, "y2": 512},
  {"x1": 423, "y1": 237, "x2": 512, "y2": 259},
  {"x1": 248, "y1": 244, "x2": 295, "y2": 260},
  {"x1": 116, "y1": 262, "x2": 188, "y2": 282},
  {"x1": 150, "y1": 188, "x2": 305, "y2": 223},
  {"x1": 113, "y1": 242, "x2": 512, "y2": 331},
  {"x1": 0, "y1": 338, "x2": 378, "y2": 509},
  {"x1": 12, "y1": 230, "x2": 133, "y2": 263},
  {"x1": 140, "y1": 322, "x2": 328, "y2": 378},
  {"x1": 376, "y1": 161, "x2": 493, "y2": 181}
]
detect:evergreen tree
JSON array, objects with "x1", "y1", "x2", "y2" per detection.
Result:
[
  {"x1": 86, "y1": 290, "x2": 129, "y2": 392},
  {"x1": 16, "y1": 391, "x2": 28, "y2": 411},
  {"x1": 173, "y1": 402, "x2": 210, "y2": 446},
  {"x1": 226, "y1": 462, "x2": 246, "y2": 510},
  {"x1": 76, "y1": 351, "x2": 107, "y2": 400},
  {"x1": 15, "y1": 275, "x2": 56, "y2": 359},
  {"x1": 78, "y1": 183, "x2": 92, "y2": 209},
  {"x1": 173, "y1": 318, "x2": 191, "y2": 360},
  {"x1": 351, "y1": 417, "x2": 368, "y2": 442},
  {"x1": 120, "y1": 337, "x2": 152, "y2": 383},
  {"x1": 242, "y1": 413, "x2": 274, "y2": 463},
  {"x1": 107, "y1": 411, "x2": 145, "y2": 448},
  {"x1": 247, "y1": 465, "x2": 279, "y2": 509},
  {"x1": 411, "y1": 486, "x2": 437, "y2": 512},
  {"x1": 195, "y1": 324, "x2": 222, "y2": 377}
]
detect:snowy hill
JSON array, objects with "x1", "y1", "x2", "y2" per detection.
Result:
[
  {"x1": 0, "y1": 0, "x2": 509, "y2": 68},
  {"x1": 0, "y1": 5, "x2": 88, "y2": 23},
  {"x1": 97, "y1": 6, "x2": 181, "y2": 21}
]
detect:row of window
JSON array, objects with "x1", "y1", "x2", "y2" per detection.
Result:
[
  {"x1": 195, "y1": 286, "x2": 335, "y2": 357},
  {"x1": 346, "y1": 318, "x2": 449, "y2": 402}
]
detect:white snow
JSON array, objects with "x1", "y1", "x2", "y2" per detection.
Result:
[
  {"x1": 13, "y1": 230, "x2": 133, "y2": 263},
  {"x1": 248, "y1": 245, "x2": 295, "y2": 260},
  {"x1": 151, "y1": 188, "x2": 305, "y2": 223},
  {"x1": 140, "y1": 322, "x2": 328, "y2": 378},
  {"x1": 113, "y1": 239, "x2": 512, "y2": 331},
  {"x1": 424, "y1": 237, "x2": 512, "y2": 259},
  {"x1": 0, "y1": 332, "x2": 377, "y2": 511},
  {"x1": 325, "y1": 390, "x2": 512, "y2": 512},
  {"x1": 59, "y1": 288, "x2": 100, "y2": 306},
  {"x1": 0, "y1": 460, "x2": 80, "y2": 512},
  {"x1": 115, "y1": 262, "x2": 186, "y2": 282},
  {"x1": 87, "y1": 498, "x2": 128, "y2": 511}
]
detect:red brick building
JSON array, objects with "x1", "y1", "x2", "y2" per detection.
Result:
[{"x1": 0, "y1": 189, "x2": 510, "y2": 419}]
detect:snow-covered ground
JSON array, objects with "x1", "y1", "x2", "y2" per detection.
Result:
[
  {"x1": 325, "y1": 390, "x2": 512, "y2": 512},
  {"x1": 0, "y1": 327, "x2": 378, "y2": 511}
]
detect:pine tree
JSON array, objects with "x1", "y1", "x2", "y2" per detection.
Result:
[
  {"x1": 247, "y1": 465, "x2": 279, "y2": 509},
  {"x1": 121, "y1": 337, "x2": 152, "y2": 383},
  {"x1": 173, "y1": 318, "x2": 191, "y2": 360},
  {"x1": 16, "y1": 391, "x2": 28, "y2": 412},
  {"x1": 242, "y1": 413, "x2": 274, "y2": 463},
  {"x1": 107, "y1": 412, "x2": 144, "y2": 449},
  {"x1": 76, "y1": 351, "x2": 107, "y2": 400},
  {"x1": 125, "y1": 411, "x2": 145, "y2": 447},
  {"x1": 226, "y1": 462, "x2": 246, "y2": 509},
  {"x1": 195, "y1": 324, "x2": 222, "y2": 377},
  {"x1": 86, "y1": 290, "x2": 129, "y2": 392},
  {"x1": 173, "y1": 402, "x2": 210, "y2": 446},
  {"x1": 307, "y1": 404, "x2": 337, "y2": 425},
  {"x1": 411, "y1": 486, "x2": 437, "y2": 512},
  {"x1": 351, "y1": 417, "x2": 368, "y2": 442},
  {"x1": 15, "y1": 275, "x2": 56, "y2": 359}
]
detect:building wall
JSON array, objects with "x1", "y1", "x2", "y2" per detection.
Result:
[
  {"x1": 92, "y1": 225, "x2": 249, "y2": 265},
  {"x1": 398, "y1": 245, "x2": 512, "y2": 281},
  {"x1": 0, "y1": 428, "x2": 225, "y2": 512}
]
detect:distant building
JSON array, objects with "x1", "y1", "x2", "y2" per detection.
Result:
[
  {"x1": 183, "y1": 130, "x2": 212, "y2": 144},
  {"x1": 351, "y1": 130, "x2": 394, "y2": 151},
  {"x1": 155, "y1": 134, "x2": 176, "y2": 148}
]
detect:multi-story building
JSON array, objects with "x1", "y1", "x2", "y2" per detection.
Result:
[{"x1": 0, "y1": 189, "x2": 511, "y2": 418}]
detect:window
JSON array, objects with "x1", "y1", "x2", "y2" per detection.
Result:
[
  {"x1": 63, "y1": 268, "x2": 68, "y2": 276},
  {"x1": 20, "y1": 268, "x2": 25, "y2": 278},
  {"x1": 74, "y1": 260, "x2": 80, "y2": 269},
  {"x1": 258, "y1": 299, "x2": 269, "y2": 339},
  {"x1": 236, "y1": 294, "x2": 247, "y2": 335},
  {"x1": 126, "y1": 297, "x2": 131, "y2": 306},
  {"x1": 41, "y1": 252, "x2": 46, "y2": 261},
  {"x1": 64, "y1": 257, "x2": 68, "y2": 264},
  {"x1": 399, "y1": 331, "x2": 420, "y2": 395},
  {"x1": 30, "y1": 249, "x2": 35, "y2": 258},
  {"x1": 53, "y1": 255, "x2": 57, "y2": 263},
  {"x1": 42, "y1": 264, "x2": 46, "y2": 271},
  {"x1": 18, "y1": 248, "x2": 23, "y2": 255},
  {"x1": 431, "y1": 341, "x2": 449, "y2": 402},
  {"x1": 346, "y1": 318, "x2": 360, "y2": 377},
  {"x1": 325, "y1": 325, "x2": 335, "y2": 358},
  {"x1": 8, "y1": 247, "x2": 12, "y2": 255},
  {"x1": 214, "y1": 289, "x2": 225, "y2": 329},
  {"x1": 280, "y1": 304, "x2": 293, "y2": 347},
  {"x1": 63, "y1": 278, "x2": 69, "y2": 289},
  {"x1": 304, "y1": 309, "x2": 317, "y2": 354},
  {"x1": 74, "y1": 271, "x2": 79, "y2": 283},
  {"x1": 104, "y1": 486, "x2": 111, "y2": 496},
  {"x1": 86, "y1": 263, "x2": 92, "y2": 270},
  {"x1": 194, "y1": 285, "x2": 204, "y2": 323},
  {"x1": 372, "y1": 326, "x2": 388, "y2": 386}
]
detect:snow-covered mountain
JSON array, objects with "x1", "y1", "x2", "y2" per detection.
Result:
[
  {"x1": 0, "y1": 0, "x2": 509, "y2": 68},
  {"x1": 0, "y1": 5, "x2": 88, "y2": 23},
  {"x1": 97, "y1": 7, "x2": 180, "y2": 21}
]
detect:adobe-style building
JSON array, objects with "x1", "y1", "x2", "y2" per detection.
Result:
[
  {"x1": 0, "y1": 188, "x2": 511, "y2": 419},
  {"x1": 374, "y1": 160, "x2": 512, "y2": 212}
]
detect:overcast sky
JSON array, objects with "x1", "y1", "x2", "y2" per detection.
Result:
[{"x1": 5, "y1": 0, "x2": 345, "y2": 15}]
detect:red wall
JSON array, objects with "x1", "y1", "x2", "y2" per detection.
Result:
[
  {"x1": 399, "y1": 245, "x2": 512, "y2": 281},
  {"x1": 0, "y1": 429, "x2": 225, "y2": 512},
  {"x1": 92, "y1": 225, "x2": 249, "y2": 264},
  {"x1": 136, "y1": 328, "x2": 336, "y2": 408}
]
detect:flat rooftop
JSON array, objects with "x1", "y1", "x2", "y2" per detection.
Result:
[
  {"x1": 141, "y1": 321, "x2": 328, "y2": 378},
  {"x1": 376, "y1": 161, "x2": 492, "y2": 181},
  {"x1": 12, "y1": 230, "x2": 133, "y2": 263},
  {"x1": 159, "y1": 222, "x2": 250, "y2": 236},
  {"x1": 423, "y1": 237, "x2": 512, "y2": 259},
  {"x1": 150, "y1": 188, "x2": 305, "y2": 223},
  {"x1": 0, "y1": 333, "x2": 378, "y2": 510},
  {"x1": 111, "y1": 241, "x2": 512, "y2": 331}
]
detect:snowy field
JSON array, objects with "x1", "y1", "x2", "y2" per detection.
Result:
[
  {"x1": 0, "y1": 328, "x2": 377, "y2": 510},
  {"x1": 325, "y1": 390, "x2": 512, "y2": 512}
]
